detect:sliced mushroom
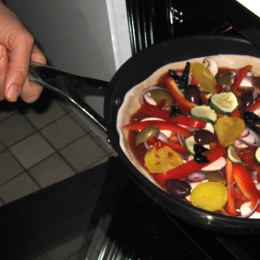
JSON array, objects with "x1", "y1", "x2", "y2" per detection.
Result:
[{"x1": 203, "y1": 57, "x2": 218, "y2": 76}]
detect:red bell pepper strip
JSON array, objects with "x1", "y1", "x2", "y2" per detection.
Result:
[
  {"x1": 140, "y1": 103, "x2": 206, "y2": 128},
  {"x1": 233, "y1": 163, "x2": 260, "y2": 212},
  {"x1": 231, "y1": 65, "x2": 252, "y2": 92},
  {"x1": 165, "y1": 77, "x2": 195, "y2": 114},
  {"x1": 246, "y1": 98, "x2": 260, "y2": 112},
  {"x1": 156, "y1": 145, "x2": 226, "y2": 185},
  {"x1": 147, "y1": 137, "x2": 188, "y2": 154},
  {"x1": 123, "y1": 120, "x2": 191, "y2": 137},
  {"x1": 215, "y1": 84, "x2": 223, "y2": 93},
  {"x1": 229, "y1": 109, "x2": 241, "y2": 118},
  {"x1": 226, "y1": 158, "x2": 236, "y2": 216},
  {"x1": 237, "y1": 147, "x2": 260, "y2": 172},
  {"x1": 199, "y1": 92, "x2": 209, "y2": 106}
]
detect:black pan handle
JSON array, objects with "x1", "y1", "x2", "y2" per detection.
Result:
[{"x1": 29, "y1": 63, "x2": 108, "y2": 133}]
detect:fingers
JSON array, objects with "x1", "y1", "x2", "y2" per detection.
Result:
[
  {"x1": 19, "y1": 45, "x2": 46, "y2": 103},
  {"x1": 3, "y1": 31, "x2": 34, "y2": 102},
  {"x1": 0, "y1": 44, "x2": 8, "y2": 101}
]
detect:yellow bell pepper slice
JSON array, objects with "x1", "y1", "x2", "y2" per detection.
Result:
[
  {"x1": 214, "y1": 117, "x2": 245, "y2": 147},
  {"x1": 144, "y1": 146, "x2": 183, "y2": 174}
]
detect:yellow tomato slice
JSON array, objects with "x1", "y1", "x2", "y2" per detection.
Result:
[
  {"x1": 214, "y1": 117, "x2": 245, "y2": 147},
  {"x1": 190, "y1": 182, "x2": 228, "y2": 212},
  {"x1": 190, "y1": 62, "x2": 217, "y2": 93},
  {"x1": 144, "y1": 146, "x2": 183, "y2": 174}
]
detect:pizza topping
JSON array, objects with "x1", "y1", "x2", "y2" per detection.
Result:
[
  {"x1": 214, "y1": 117, "x2": 245, "y2": 147},
  {"x1": 165, "y1": 179, "x2": 192, "y2": 199},
  {"x1": 190, "y1": 62, "x2": 217, "y2": 93},
  {"x1": 121, "y1": 56, "x2": 260, "y2": 218},
  {"x1": 135, "y1": 126, "x2": 159, "y2": 146},
  {"x1": 144, "y1": 146, "x2": 183, "y2": 174},
  {"x1": 217, "y1": 71, "x2": 234, "y2": 88},
  {"x1": 190, "y1": 182, "x2": 228, "y2": 212},
  {"x1": 209, "y1": 92, "x2": 238, "y2": 114}
]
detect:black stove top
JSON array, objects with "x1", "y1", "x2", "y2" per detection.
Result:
[{"x1": 1, "y1": 157, "x2": 260, "y2": 260}]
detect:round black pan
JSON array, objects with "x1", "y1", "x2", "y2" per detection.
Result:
[{"x1": 30, "y1": 35, "x2": 260, "y2": 235}]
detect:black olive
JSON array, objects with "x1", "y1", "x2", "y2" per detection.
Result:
[
  {"x1": 194, "y1": 130, "x2": 215, "y2": 145},
  {"x1": 180, "y1": 62, "x2": 190, "y2": 89},
  {"x1": 184, "y1": 84, "x2": 200, "y2": 104},
  {"x1": 165, "y1": 179, "x2": 191, "y2": 199},
  {"x1": 240, "y1": 91, "x2": 253, "y2": 108},
  {"x1": 168, "y1": 62, "x2": 190, "y2": 90},
  {"x1": 194, "y1": 153, "x2": 210, "y2": 164},
  {"x1": 244, "y1": 111, "x2": 260, "y2": 125},
  {"x1": 194, "y1": 144, "x2": 209, "y2": 154},
  {"x1": 168, "y1": 69, "x2": 182, "y2": 87},
  {"x1": 170, "y1": 105, "x2": 183, "y2": 117}
]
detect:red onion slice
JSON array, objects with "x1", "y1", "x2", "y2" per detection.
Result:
[
  {"x1": 253, "y1": 86, "x2": 259, "y2": 101},
  {"x1": 177, "y1": 133, "x2": 185, "y2": 145},
  {"x1": 158, "y1": 132, "x2": 169, "y2": 143},
  {"x1": 239, "y1": 128, "x2": 260, "y2": 148},
  {"x1": 239, "y1": 199, "x2": 260, "y2": 218},
  {"x1": 186, "y1": 172, "x2": 206, "y2": 183},
  {"x1": 240, "y1": 128, "x2": 250, "y2": 138}
]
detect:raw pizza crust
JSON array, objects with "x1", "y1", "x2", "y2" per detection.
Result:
[{"x1": 116, "y1": 54, "x2": 260, "y2": 188}]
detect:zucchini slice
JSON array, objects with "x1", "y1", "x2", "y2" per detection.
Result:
[
  {"x1": 184, "y1": 136, "x2": 210, "y2": 155},
  {"x1": 227, "y1": 145, "x2": 243, "y2": 164},
  {"x1": 255, "y1": 147, "x2": 260, "y2": 165},
  {"x1": 209, "y1": 92, "x2": 238, "y2": 114},
  {"x1": 190, "y1": 105, "x2": 217, "y2": 124}
]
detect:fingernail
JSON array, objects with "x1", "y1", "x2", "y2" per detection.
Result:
[{"x1": 6, "y1": 85, "x2": 20, "y2": 102}]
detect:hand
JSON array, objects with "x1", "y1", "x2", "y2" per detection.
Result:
[{"x1": 0, "y1": 1, "x2": 46, "y2": 103}]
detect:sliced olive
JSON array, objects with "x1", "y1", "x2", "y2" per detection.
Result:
[
  {"x1": 135, "y1": 126, "x2": 159, "y2": 146},
  {"x1": 217, "y1": 71, "x2": 233, "y2": 87},
  {"x1": 206, "y1": 172, "x2": 226, "y2": 185},
  {"x1": 150, "y1": 89, "x2": 174, "y2": 109}
]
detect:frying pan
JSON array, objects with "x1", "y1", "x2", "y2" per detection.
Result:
[{"x1": 29, "y1": 35, "x2": 260, "y2": 235}]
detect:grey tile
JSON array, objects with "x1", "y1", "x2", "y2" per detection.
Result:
[
  {"x1": 41, "y1": 114, "x2": 85, "y2": 150},
  {"x1": 10, "y1": 133, "x2": 55, "y2": 169},
  {"x1": 47, "y1": 235, "x2": 87, "y2": 260},
  {"x1": 60, "y1": 134, "x2": 107, "y2": 173},
  {"x1": 0, "y1": 101, "x2": 17, "y2": 121},
  {"x1": 88, "y1": 131, "x2": 115, "y2": 154},
  {"x1": 0, "y1": 172, "x2": 39, "y2": 203},
  {"x1": 24, "y1": 99, "x2": 67, "y2": 129},
  {"x1": 70, "y1": 111, "x2": 92, "y2": 132},
  {"x1": 55, "y1": 98, "x2": 72, "y2": 112},
  {"x1": 29, "y1": 153, "x2": 75, "y2": 188},
  {"x1": 0, "y1": 141, "x2": 5, "y2": 152},
  {"x1": 0, "y1": 150, "x2": 23, "y2": 185},
  {"x1": 0, "y1": 113, "x2": 35, "y2": 146}
]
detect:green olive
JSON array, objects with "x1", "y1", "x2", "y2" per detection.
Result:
[
  {"x1": 150, "y1": 89, "x2": 173, "y2": 109},
  {"x1": 206, "y1": 172, "x2": 226, "y2": 185},
  {"x1": 135, "y1": 126, "x2": 160, "y2": 146},
  {"x1": 217, "y1": 71, "x2": 233, "y2": 87}
]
